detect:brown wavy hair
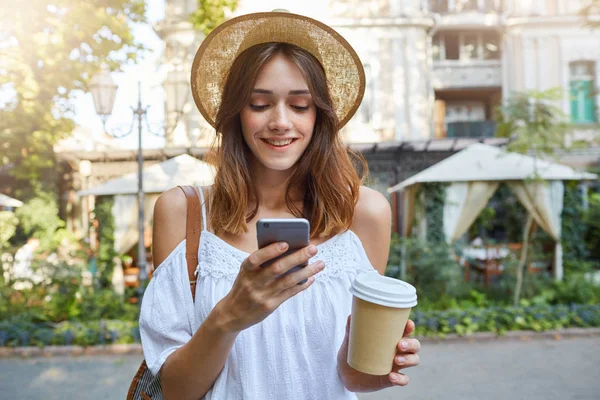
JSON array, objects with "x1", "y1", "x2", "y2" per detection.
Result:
[{"x1": 206, "y1": 42, "x2": 367, "y2": 238}]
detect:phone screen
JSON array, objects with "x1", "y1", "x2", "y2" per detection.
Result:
[{"x1": 257, "y1": 218, "x2": 310, "y2": 282}]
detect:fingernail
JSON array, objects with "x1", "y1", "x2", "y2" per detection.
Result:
[
  {"x1": 401, "y1": 341, "x2": 408, "y2": 350},
  {"x1": 396, "y1": 356, "x2": 405, "y2": 364},
  {"x1": 391, "y1": 373, "x2": 402, "y2": 384},
  {"x1": 316, "y1": 261, "x2": 325, "y2": 271},
  {"x1": 278, "y1": 242, "x2": 288, "y2": 251},
  {"x1": 306, "y1": 245, "x2": 317, "y2": 256}
]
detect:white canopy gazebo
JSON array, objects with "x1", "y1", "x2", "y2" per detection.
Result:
[
  {"x1": 78, "y1": 154, "x2": 215, "y2": 254},
  {"x1": 0, "y1": 194, "x2": 23, "y2": 209},
  {"x1": 388, "y1": 143, "x2": 597, "y2": 280}
]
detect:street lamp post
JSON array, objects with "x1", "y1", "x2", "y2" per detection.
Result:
[{"x1": 89, "y1": 68, "x2": 187, "y2": 304}]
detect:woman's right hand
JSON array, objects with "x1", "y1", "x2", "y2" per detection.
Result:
[{"x1": 213, "y1": 242, "x2": 325, "y2": 333}]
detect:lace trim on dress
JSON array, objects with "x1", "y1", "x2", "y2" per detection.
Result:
[
  {"x1": 195, "y1": 230, "x2": 373, "y2": 282},
  {"x1": 196, "y1": 231, "x2": 246, "y2": 280}
]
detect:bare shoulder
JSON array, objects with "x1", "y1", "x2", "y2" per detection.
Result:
[
  {"x1": 351, "y1": 186, "x2": 392, "y2": 274},
  {"x1": 353, "y1": 186, "x2": 392, "y2": 227},
  {"x1": 152, "y1": 187, "x2": 188, "y2": 268}
]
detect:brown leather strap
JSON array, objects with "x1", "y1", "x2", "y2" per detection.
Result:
[{"x1": 178, "y1": 185, "x2": 202, "y2": 301}]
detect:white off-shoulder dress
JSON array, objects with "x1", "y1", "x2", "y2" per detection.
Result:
[{"x1": 139, "y1": 189, "x2": 375, "y2": 399}]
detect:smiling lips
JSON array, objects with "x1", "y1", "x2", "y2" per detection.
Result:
[{"x1": 261, "y1": 138, "x2": 297, "y2": 149}]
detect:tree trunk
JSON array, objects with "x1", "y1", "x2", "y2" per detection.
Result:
[{"x1": 514, "y1": 213, "x2": 534, "y2": 306}]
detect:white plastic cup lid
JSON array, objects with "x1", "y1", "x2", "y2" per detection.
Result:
[{"x1": 350, "y1": 271, "x2": 417, "y2": 308}]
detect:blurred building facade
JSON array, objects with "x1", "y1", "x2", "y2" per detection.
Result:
[{"x1": 157, "y1": 0, "x2": 600, "y2": 147}]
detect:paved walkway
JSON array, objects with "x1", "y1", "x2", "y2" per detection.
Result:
[{"x1": 0, "y1": 336, "x2": 599, "y2": 399}]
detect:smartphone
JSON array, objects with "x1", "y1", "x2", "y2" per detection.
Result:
[{"x1": 257, "y1": 218, "x2": 311, "y2": 283}]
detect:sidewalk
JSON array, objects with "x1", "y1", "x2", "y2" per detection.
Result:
[{"x1": 0, "y1": 334, "x2": 599, "y2": 399}]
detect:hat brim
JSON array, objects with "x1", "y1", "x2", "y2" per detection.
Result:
[{"x1": 190, "y1": 12, "x2": 365, "y2": 129}]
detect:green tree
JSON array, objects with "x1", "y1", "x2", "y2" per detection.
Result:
[
  {"x1": 585, "y1": 193, "x2": 600, "y2": 261},
  {"x1": 0, "y1": 0, "x2": 146, "y2": 195},
  {"x1": 496, "y1": 88, "x2": 571, "y2": 305},
  {"x1": 0, "y1": 211, "x2": 18, "y2": 249},
  {"x1": 14, "y1": 191, "x2": 70, "y2": 251},
  {"x1": 95, "y1": 196, "x2": 116, "y2": 287},
  {"x1": 190, "y1": 0, "x2": 239, "y2": 35}
]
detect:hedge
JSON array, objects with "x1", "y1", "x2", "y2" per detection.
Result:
[
  {"x1": 0, "y1": 319, "x2": 139, "y2": 348},
  {"x1": 1, "y1": 304, "x2": 599, "y2": 347},
  {"x1": 412, "y1": 303, "x2": 600, "y2": 337}
]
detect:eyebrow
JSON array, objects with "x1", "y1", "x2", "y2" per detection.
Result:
[{"x1": 252, "y1": 89, "x2": 311, "y2": 95}]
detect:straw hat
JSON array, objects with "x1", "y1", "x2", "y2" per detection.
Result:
[{"x1": 190, "y1": 10, "x2": 365, "y2": 129}]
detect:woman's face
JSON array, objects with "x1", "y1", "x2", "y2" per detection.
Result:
[{"x1": 240, "y1": 54, "x2": 317, "y2": 172}]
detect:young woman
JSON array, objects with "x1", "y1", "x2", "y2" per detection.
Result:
[{"x1": 140, "y1": 11, "x2": 421, "y2": 400}]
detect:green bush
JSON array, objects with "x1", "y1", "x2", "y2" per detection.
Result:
[
  {"x1": 14, "y1": 192, "x2": 69, "y2": 252},
  {"x1": 585, "y1": 193, "x2": 600, "y2": 262},
  {"x1": 0, "y1": 260, "x2": 138, "y2": 324},
  {"x1": 0, "y1": 211, "x2": 19, "y2": 249},
  {"x1": 562, "y1": 181, "x2": 589, "y2": 270},
  {"x1": 543, "y1": 273, "x2": 600, "y2": 305},
  {"x1": 387, "y1": 232, "x2": 600, "y2": 311},
  {"x1": 1, "y1": 303, "x2": 598, "y2": 347},
  {"x1": 386, "y1": 236, "x2": 471, "y2": 307},
  {"x1": 420, "y1": 183, "x2": 446, "y2": 244},
  {"x1": 412, "y1": 303, "x2": 600, "y2": 337},
  {"x1": 76, "y1": 287, "x2": 138, "y2": 322},
  {"x1": 95, "y1": 196, "x2": 116, "y2": 288},
  {"x1": 0, "y1": 319, "x2": 139, "y2": 347}
]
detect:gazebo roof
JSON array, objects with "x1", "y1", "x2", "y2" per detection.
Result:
[
  {"x1": 0, "y1": 193, "x2": 23, "y2": 208},
  {"x1": 389, "y1": 143, "x2": 597, "y2": 192},
  {"x1": 78, "y1": 154, "x2": 215, "y2": 196}
]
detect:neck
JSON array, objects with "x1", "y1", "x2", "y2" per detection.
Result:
[{"x1": 251, "y1": 161, "x2": 303, "y2": 211}]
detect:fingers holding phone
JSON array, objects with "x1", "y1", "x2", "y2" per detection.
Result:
[
  {"x1": 263, "y1": 243, "x2": 316, "y2": 280},
  {"x1": 242, "y1": 241, "x2": 289, "y2": 273},
  {"x1": 273, "y1": 258, "x2": 325, "y2": 297},
  {"x1": 215, "y1": 218, "x2": 324, "y2": 333},
  {"x1": 256, "y1": 218, "x2": 324, "y2": 300}
]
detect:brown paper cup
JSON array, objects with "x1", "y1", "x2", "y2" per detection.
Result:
[{"x1": 347, "y1": 271, "x2": 417, "y2": 375}]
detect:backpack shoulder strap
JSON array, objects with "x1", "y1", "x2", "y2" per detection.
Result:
[{"x1": 177, "y1": 185, "x2": 202, "y2": 301}]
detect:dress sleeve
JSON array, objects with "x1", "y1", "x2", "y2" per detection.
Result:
[
  {"x1": 349, "y1": 231, "x2": 377, "y2": 273},
  {"x1": 139, "y1": 240, "x2": 195, "y2": 376}
]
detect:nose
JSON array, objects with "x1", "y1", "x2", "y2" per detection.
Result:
[{"x1": 267, "y1": 103, "x2": 292, "y2": 132}]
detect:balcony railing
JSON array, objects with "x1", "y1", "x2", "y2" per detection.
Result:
[
  {"x1": 446, "y1": 120, "x2": 497, "y2": 138},
  {"x1": 429, "y1": 0, "x2": 503, "y2": 13},
  {"x1": 433, "y1": 62, "x2": 502, "y2": 89}
]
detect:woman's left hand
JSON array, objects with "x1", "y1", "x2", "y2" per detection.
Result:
[{"x1": 337, "y1": 316, "x2": 421, "y2": 392}]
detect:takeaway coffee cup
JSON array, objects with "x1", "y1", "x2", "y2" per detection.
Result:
[{"x1": 347, "y1": 271, "x2": 417, "y2": 375}]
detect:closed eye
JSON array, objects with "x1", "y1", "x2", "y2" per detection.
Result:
[
  {"x1": 250, "y1": 104, "x2": 309, "y2": 111},
  {"x1": 250, "y1": 104, "x2": 269, "y2": 111},
  {"x1": 291, "y1": 106, "x2": 309, "y2": 111}
]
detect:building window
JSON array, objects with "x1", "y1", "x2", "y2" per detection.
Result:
[
  {"x1": 485, "y1": 0, "x2": 502, "y2": 12},
  {"x1": 430, "y1": 0, "x2": 502, "y2": 13},
  {"x1": 482, "y1": 32, "x2": 500, "y2": 59},
  {"x1": 461, "y1": 33, "x2": 480, "y2": 60},
  {"x1": 430, "y1": 0, "x2": 449, "y2": 13},
  {"x1": 433, "y1": 31, "x2": 500, "y2": 62},
  {"x1": 456, "y1": 0, "x2": 479, "y2": 12},
  {"x1": 445, "y1": 33, "x2": 460, "y2": 60},
  {"x1": 432, "y1": 35, "x2": 443, "y2": 61},
  {"x1": 570, "y1": 61, "x2": 597, "y2": 124}
]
